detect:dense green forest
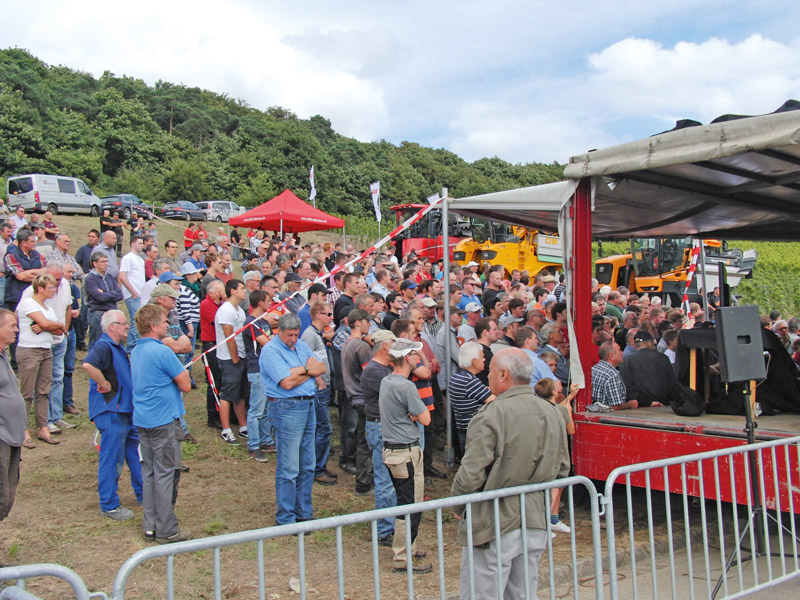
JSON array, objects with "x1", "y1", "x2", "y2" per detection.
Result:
[{"x1": 0, "y1": 48, "x2": 564, "y2": 222}]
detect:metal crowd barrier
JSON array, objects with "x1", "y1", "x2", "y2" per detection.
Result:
[
  {"x1": 0, "y1": 563, "x2": 102, "y2": 600},
  {"x1": 603, "y1": 435, "x2": 800, "y2": 600},
  {"x1": 111, "y1": 476, "x2": 604, "y2": 600}
]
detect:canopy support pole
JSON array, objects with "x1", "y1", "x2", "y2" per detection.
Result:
[
  {"x1": 442, "y1": 194, "x2": 453, "y2": 469},
  {"x1": 573, "y1": 179, "x2": 593, "y2": 411},
  {"x1": 280, "y1": 218, "x2": 283, "y2": 240}
]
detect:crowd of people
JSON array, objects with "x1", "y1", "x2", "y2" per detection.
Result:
[{"x1": 2, "y1": 201, "x2": 787, "y2": 596}]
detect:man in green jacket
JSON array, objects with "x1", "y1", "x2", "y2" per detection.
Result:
[{"x1": 450, "y1": 347, "x2": 570, "y2": 599}]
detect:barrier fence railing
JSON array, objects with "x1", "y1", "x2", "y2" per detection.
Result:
[
  {"x1": 603, "y1": 435, "x2": 800, "y2": 600},
  {"x1": 0, "y1": 563, "x2": 101, "y2": 600},
  {"x1": 111, "y1": 475, "x2": 604, "y2": 600}
]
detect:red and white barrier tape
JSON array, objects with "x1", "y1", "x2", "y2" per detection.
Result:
[{"x1": 681, "y1": 239, "x2": 702, "y2": 315}]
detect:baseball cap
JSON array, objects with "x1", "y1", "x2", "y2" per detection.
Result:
[
  {"x1": 464, "y1": 302, "x2": 482, "y2": 313},
  {"x1": 159, "y1": 272, "x2": 183, "y2": 283},
  {"x1": 466, "y1": 261, "x2": 480, "y2": 267},
  {"x1": 180, "y1": 263, "x2": 202, "y2": 276},
  {"x1": 400, "y1": 280, "x2": 417, "y2": 291},
  {"x1": 151, "y1": 283, "x2": 180, "y2": 299},
  {"x1": 541, "y1": 274, "x2": 556, "y2": 283},
  {"x1": 499, "y1": 314, "x2": 524, "y2": 328},
  {"x1": 285, "y1": 272, "x2": 302, "y2": 283},
  {"x1": 388, "y1": 339, "x2": 423, "y2": 358},
  {"x1": 449, "y1": 306, "x2": 465, "y2": 315},
  {"x1": 633, "y1": 330, "x2": 654, "y2": 343},
  {"x1": 421, "y1": 297, "x2": 438, "y2": 308},
  {"x1": 308, "y1": 283, "x2": 331, "y2": 295},
  {"x1": 190, "y1": 243, "x2": 205, "y2": 252},
  {"x1": 371, "y1": 330, "x2": 397, "y2": 345}
]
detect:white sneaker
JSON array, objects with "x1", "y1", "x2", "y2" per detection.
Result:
[
  {"x1": 47, "y1": 423, "x2": 62, "y2": 434},
  {"x1": 220, "y1": 431, "x2": 239, "y2": 445},
  {"x1": 551, "y1": 520, "x2": 571, "y2": 534}
]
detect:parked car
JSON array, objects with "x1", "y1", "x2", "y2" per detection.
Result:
[
  {"x1": 160, "y1": 200, "x2": 206, "y2": 221},
  {"x1": 6, "y1": 173, "x2": 103, "y2": 216},
  {"x1": 101, "y1": 194, "x2": 153, "y2": 220},
  {"x1": 195, "y1": 200, "x2": 247, "y2": 222}
]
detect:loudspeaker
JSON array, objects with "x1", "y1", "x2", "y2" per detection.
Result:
[{"x1": 715, "y1": 305, "x2": 767, "y2": 383}]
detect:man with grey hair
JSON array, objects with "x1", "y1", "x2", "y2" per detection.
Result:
[
  {"x1": 448, "y1": 341, "x2": 494, "y2": 450},
  {"x1": 82, "y1": 309, "x2": 142, "y2": 521},
  {"x1": 140, "y1": 258, "x2": 173, "y2": 306},
  {"x1": 46, "y1": 233, "x2": 84, "y2": 281},
  {"x1": 260, "y1": 313, "x2": 326, "y2": 525},
  {"x1": 538, "y1": 323, "x2": 569, "y2": 385},
  {"x1": 451, "y1": 348, "x2": 570, "y2": 599},
  {"x1": 96, "y1": 230, "x2": 119, "y2": 278}
]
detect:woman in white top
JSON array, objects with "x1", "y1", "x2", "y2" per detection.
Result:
[{"x1": 16, "y1": 274, "x2": 67, "y2": 447}]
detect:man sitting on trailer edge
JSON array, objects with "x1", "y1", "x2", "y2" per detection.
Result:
[{"x1": 591, "y1": 341, "x2": 638, "y2": 410}]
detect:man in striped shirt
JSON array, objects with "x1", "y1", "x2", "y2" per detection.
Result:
[{"x1": 448, "y1": 342, "x2": 494, "y2": 450}]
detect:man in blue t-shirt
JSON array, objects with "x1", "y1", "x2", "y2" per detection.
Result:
[
  {"x1": 260, "y1": 313, "x2": 326, "y2": 525},
  {"x1": 131, "y1": 304, "x2": 192, "y2": 544},
  {"x1": 82, "y1": 309, "x2": 142, "y2": 522}
]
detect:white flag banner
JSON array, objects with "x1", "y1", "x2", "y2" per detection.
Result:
[
  {"x1": 370, "y1": 181, "x2": 381, "y2": 222},
  {"x1": 426, "y1": 192, "x2": 440, "y2": 205},
  {"x1": 309, "y1": 166, "x2": 317, "y2": 203}
]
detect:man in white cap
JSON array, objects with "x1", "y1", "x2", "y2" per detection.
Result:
[
  {"x1": 457, "y1": 302, "x2": 482, "y2": 345},
  {"x1": 379, "y1": 338, "x2": 432, "y2": 574}
]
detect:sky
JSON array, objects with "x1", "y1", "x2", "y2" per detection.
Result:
[{"x1": 5, "y1": 1, "x2": 800, "y2": 165}]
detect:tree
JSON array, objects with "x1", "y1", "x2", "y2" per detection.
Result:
[{"x1": 162, "y1": 158, "x2": 211, "y2": 202}]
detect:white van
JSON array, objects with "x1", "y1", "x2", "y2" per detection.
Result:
[
  {"x1": 6, "y1": 174, "x2": 103, "y2": 216},
  {"x1": 195, "y1": 200, "x2": 247, "y2": 222}
]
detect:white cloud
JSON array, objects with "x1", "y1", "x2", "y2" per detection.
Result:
[
  {"x1": 448, "y1": 102, "x2": 619, "y2": 164},
  {"x1": 586, "y1": 34, "x2": 800, "y2": 125}
]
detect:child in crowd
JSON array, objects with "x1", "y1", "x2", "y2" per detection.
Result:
[{"x1": 534, "y1": 377, "x2": 578, "y2": 534}]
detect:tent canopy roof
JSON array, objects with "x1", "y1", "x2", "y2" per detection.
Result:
[
  {"x1": 229, "y1": 189, "x2": 345, "y2": 233},
  {"x1": 448, "y1": 102, "x2": 800, "y2": 240}
]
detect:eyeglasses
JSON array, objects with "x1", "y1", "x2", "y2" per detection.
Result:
[
  {"x1": 321, "y1": 312, "x2": 333, "y2": 316},
  {"x1": 112, "y1": 321, "x2": 128, "y2": 326}
]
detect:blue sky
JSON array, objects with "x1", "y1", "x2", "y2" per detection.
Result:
[{"x1": 6, "y1": 1, "x2": 800, "y2": 164}]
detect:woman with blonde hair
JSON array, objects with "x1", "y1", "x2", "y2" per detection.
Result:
[{"x1": 16, "y1": 274, "x2": 67, "y2": 447}]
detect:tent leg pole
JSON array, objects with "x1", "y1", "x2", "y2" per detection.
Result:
[{"x1": 573, "y1": 179, "x2": 593, "y2": 411}]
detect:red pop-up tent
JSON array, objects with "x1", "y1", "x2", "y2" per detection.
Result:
[{"x1": 229, "y1": 189, "x2": 345, "y2": 234}]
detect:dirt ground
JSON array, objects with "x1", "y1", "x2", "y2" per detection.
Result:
[{"x1": 0, "y1": 214, "x2": 595, "y2": 599}]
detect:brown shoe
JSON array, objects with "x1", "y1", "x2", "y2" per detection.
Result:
[
  {"x1": 392, "y1": 558, "x2": 432, "y2": 574},
  {"x1": 63, "y1": 406, "x2": 81, "y2": 416},
  {"x1": 22, "y1": 438, "x2": 36, "y2": 449},
  {"x1": 37, "y1": 435, "x2": 60, "y2": 445}
]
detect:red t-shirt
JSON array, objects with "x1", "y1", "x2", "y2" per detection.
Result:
[
  {"x1": 200, "y1": 297, "x2": 222, "y2": 342},
  {"x1": 183, "y1": 228, "x2": 194, "y2": 249}
]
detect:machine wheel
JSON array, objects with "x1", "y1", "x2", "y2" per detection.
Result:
[{"x1": 47, "y1": 203, "x2": 58, "y2": 215}]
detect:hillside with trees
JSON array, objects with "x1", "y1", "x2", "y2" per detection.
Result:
[{"x1": 0, "y1": 48, "x2": 564, "y2": 222}]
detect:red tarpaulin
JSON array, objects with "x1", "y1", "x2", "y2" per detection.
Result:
[{"x1": 229, "y1": 189, "x2": 345, "y2": 233}]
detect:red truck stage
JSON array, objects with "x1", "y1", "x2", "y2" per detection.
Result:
[{"x1": 446, "y1": 102, "x2": 800, "y2": 512}]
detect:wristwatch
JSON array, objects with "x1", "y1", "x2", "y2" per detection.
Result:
[{"x1": 303, "y1": 365, "x2": 309, "y2": 375}]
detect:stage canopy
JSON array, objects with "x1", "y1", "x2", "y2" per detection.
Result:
[
  {"x1": 448, "y1": 101, "x2": 800, "y2": 241},
  {"x1": 229, "y1": 189, "x2": 345, "y2": 233}
]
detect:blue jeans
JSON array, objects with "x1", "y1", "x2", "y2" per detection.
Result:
[
  {"x1": 88, "y1": 310, "x2": 103, "y2": 350},
  {"x1": 94, "y1": 411, "x2": 143, "y2": 511},
  {"x1": 62, "y1": 329, "x2": 76, "y2": 408},
  {"x1": 313, "y1": 387, "x2": 333, "y2": 476},
  {"x1": 246, "y1": 372, "x2": 274, "y2": 451},
  {"x1": 365, "y1": 420, "x2": 397, "y2": 539},
  {"x1": 179, "y1": 322, "x2": 198, "y2": 384},
  {"x1": 271, "y1": 398, "x2": 316, "y2": 525},
  {"x1": 48, "y1": 337, "x2": 68, "y2": 425},
  {"x1": 124, "y1": 296, "x2": 140, "y2": 352},
  {"x1": 75, "y1": 296, "x2": 88, "y2": 348}
]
